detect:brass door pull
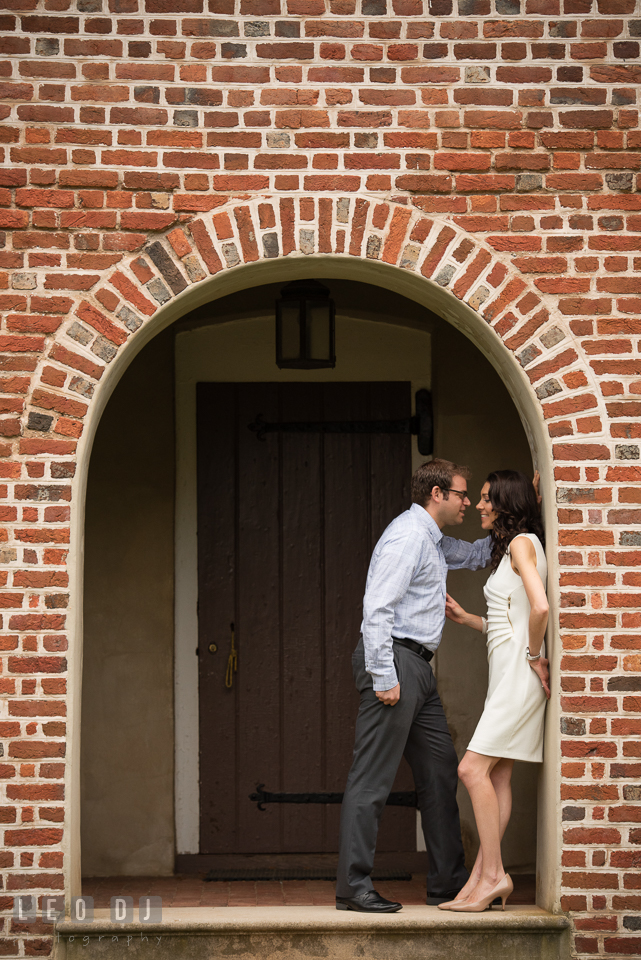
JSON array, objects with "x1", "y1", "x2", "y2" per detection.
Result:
[
  {"x1": 225, "y1": 622, "x2": 237, "y2": 689},
  {"x1": 208, "y1": 643, "x2": 218, "y2": 654}
]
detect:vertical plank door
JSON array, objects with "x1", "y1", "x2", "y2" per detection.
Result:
[{"x1": 197, "y1": 382, "x2": 414, "y2": 856}]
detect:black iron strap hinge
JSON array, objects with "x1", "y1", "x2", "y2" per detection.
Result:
[
  {"x1": 249, "y1": 784, "x2": 418, "y2": 812},
  {"x1": 248, "y1": 389, "x2": 433, "y2": 456}
]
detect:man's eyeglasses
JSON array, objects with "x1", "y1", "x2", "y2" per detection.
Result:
[{"x1": 442, "y1": 488, "x2": 468, "y2": 502}]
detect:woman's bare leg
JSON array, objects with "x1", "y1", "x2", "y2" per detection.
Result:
[
  {"x1": 490, "y1": 758, "x2": 514, "y2": 839},
  {"x1": 451, "y1": 847, "x2": 483, "y2": 902},
  {"x1": 445, "y1": 756, "x2": 515, "y2": 904},
  {"x1": 456, "y1": 751, "x2": 512, "y2": 903}
]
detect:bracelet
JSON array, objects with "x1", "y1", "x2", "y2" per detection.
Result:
[
  {"x1": 526, "y1": 646, "x2": 541, "y2": 662},
  {"x1": 481, "y1": 617, "x2": 487, "y2": 635}
]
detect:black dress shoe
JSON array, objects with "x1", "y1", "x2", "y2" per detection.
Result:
[
  {"x1": 336, "y1": 890, "x2": 402, "y2": 913},
  {"x1": 426, "y1": 889, "x2": 463, "y2": 906}
]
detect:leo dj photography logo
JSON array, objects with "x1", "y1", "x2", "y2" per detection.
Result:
[{"x1": 14, "y1": 895, "x2": 163, "y2": 924}]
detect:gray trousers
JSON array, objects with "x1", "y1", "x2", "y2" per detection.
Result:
[{"x1": 336, "y1": 639, "x2": 469, "y2": 898}]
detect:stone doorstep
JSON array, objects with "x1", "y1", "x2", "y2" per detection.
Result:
[
  {"x1": 54, "y1": 906, "x2": 572, "y2": 960},
  {"x1": 56, "y1": 904, "x2": 567, "y2": 932}
]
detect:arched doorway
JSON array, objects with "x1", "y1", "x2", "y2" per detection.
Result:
[
  {"x1": 64, "y1": 195, "x2": 574, "y2": 910},
  {"x1": 81, "y1": 276, "x2": 541, "y2": 890}
]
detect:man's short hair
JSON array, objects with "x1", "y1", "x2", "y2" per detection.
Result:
[{"x1": 411, "y1": 458, "x2": 471, "y2": 507}]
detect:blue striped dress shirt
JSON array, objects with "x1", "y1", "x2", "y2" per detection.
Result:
[{"x1": 361, "y1": 502, "x2": 492, "y2": 691}]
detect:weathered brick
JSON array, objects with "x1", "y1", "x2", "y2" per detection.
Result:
[{"x1": 2, "y1": 11, "x2": 641, "y2": 949}]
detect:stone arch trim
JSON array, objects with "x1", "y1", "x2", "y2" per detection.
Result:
[{"x1": 20, "y1": 192, "x2": 604, "y2": 456}]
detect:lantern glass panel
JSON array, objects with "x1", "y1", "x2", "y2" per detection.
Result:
[
  {"x1": 306, "y1": 301, "x2": 331, "y2": 361},
  {"x1": 279, "y1": 302, "x2": 301, "y2": 361}
]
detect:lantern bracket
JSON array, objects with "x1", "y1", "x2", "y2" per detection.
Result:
[
  {"x1": 276, "y1": 279, "x2": 335, "y2": 369},
  {"x1": 248, "y1": 389, "x2": 433, "y2": 456}
]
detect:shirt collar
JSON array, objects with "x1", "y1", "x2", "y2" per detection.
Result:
[{"x1": 410, "y1": 502, "x2": 443, "y2": 544}]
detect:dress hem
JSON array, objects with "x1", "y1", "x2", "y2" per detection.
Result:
[{"x1": 466, "y1": 742, "x2": 543, "y2": 764}]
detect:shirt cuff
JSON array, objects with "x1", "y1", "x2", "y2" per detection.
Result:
[{"x1": 370, "y1": 668, "x2": 399, "y2": 692}]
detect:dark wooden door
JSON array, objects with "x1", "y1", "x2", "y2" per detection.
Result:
[{"x1": 197, "y1": 382, "x2": 414, "y2": 855}]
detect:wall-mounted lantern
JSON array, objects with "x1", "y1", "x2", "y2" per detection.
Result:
[{"x1": 275, "y1": 280, "x2": 336, "y2": 369}]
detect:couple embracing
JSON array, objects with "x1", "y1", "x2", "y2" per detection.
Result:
[{"x1": 336, "y1": 459, "x2": 550, "y2": 914}]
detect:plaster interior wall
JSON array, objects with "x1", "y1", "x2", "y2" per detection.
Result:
[
  {"x1": 81, "y1": 279, "x2": 535, "y2": 876},
  {"x1": 81, "y1": 327, "x2": 176, "y2": 877}
]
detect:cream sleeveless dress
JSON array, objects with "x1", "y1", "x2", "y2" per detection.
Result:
[{"x1": 467, "y1": 533, "x2": 547, "y2": 763}]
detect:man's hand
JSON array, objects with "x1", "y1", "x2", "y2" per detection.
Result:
[
  {"x1": 376, "y1": 683, "x2": 400, "y2": 706},
  {"x1": 532, "y1": 470, "x2": 542, "y2": 506}
]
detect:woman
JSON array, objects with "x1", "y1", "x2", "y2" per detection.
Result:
[{"x1": 439, "y1": 470, "x2": 550, "y2": 913}]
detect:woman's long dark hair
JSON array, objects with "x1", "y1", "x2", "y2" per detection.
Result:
[{"x1": 487, "y1": 470, "x2": 545, "y2": 572}]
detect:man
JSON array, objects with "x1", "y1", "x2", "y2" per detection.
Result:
[{"x1": 336, "y1": 458, "x2": 492, "y2": 913}]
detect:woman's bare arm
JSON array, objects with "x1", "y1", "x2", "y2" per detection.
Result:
[
  {"x1": 510, "y1": 536, "x2": 550, "y2": 699},
  {"x1": 445, "y1": 593, "x2": 485, "y2": 632}
]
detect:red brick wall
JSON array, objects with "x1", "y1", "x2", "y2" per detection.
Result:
[{"x1": 1, "y1": 1, "x2": 641, "y2": 957}]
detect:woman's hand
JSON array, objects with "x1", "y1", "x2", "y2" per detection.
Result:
[
  {"x1": 446, "y1": 594, "x2": 486, "y2": 633},
  {"x1": 445, "y1": 593, "x2": 468, "y2": 625},
  {"x1": 529, "y1": 656, "x2": 550, "y2": 699}
]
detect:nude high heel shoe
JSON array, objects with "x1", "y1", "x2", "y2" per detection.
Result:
[
  {"x1": 437, "y1": 893, "x2": 471, "y2": 911},
  {"x1": 438, "y1": 899, "x2": 465, "y2": 911},
  {"x1": 448, "y1": 874, "x2": 513, "y2": 913}
]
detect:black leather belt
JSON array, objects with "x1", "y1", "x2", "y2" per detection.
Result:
[{"x1": 392, "y1": 637, "x2": 434, "y2": 663}]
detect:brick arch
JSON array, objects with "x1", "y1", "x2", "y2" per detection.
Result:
[
  {"x1": 15, "y1": 193, "x2": 603, "y2": 910},
  {"x1": 22, "y1": 192, "x2": 604, "y2": 464}
]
